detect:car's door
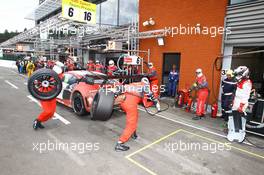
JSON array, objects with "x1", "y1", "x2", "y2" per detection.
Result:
[{"x1": 57, "y1": 73, "x2": 78, "y2": 101}]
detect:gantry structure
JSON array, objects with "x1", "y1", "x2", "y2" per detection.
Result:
[{"x1": 0, "y1": 0, "x2": 166, "y2": 55}]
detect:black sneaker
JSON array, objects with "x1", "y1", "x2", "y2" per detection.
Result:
[
  {"x1": 223, "y1": 128, "x2": 228, "y2": 134},
  {"x1": 131, "y1": 131, "x2": 138, "y2": 140},
  {"x1": 33, "y1": 119, "x2": 45, "y2": 130},
  {"x1": 192, "y1": 116, "x2": 202, "y2": 120},
  {"x1": 38, "y1": 122, "x2": 45, "y2": 129},
  {"x1": 115, "y1": 143, "x2": 130, "y2": 152}
]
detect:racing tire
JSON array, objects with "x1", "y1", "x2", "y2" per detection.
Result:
[
  {"x1": 90, "y1": 90, "x2": 115, "y2": 121},
  {"x1": 28, "y1": 68, "x2": 62, "y2": 101},
  {"x1": 72, "y1": 92, "x2": 87, "y2": 116}
]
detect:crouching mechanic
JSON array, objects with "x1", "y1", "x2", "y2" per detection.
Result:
[
  {"x1": 33, "y1": 61, "x2": 64, "y2": 130},
  {"x1": 114, "y1": 77, "x2": 160, "y2": 151},
  {"x1": 227, "y1": 66, "x2": 252, "y2": 142}
]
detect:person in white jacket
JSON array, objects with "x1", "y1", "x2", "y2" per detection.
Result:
[{"x1": 227, "y1": 66, "x2": 252, "y2": 143}]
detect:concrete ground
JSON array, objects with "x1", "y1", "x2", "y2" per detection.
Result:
[{"x1": 0, "y1": 66, "x2": 263, "y2": 175}]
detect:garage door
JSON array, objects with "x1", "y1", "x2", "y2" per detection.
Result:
[{"x1": 225, "y1": 0, "x2": 264, "y2": 45}]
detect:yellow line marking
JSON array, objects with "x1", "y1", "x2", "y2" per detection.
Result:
[
  {"x1": 181, "y1": 130, "x2": 264, "y2": 159},
  {"x1": 125, "y1": 129, "x2": 182, "y2": 175},
  {"x1": 126, "y1": 129, "x2": 264, "y2": 175},
  {"x1": 126, "y1": 129, "x2": 183, "y2": 158},
  {"x1": 126, "y1": 157, "x2": 158, "y2": 175}
]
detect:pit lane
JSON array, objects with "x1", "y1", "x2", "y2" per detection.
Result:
[{"x1": 0, "y1": 67, "x2": 263, "y2": 175}]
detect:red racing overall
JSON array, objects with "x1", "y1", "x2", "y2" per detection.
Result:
[
  {"x1": 94, "y1": 64, "x2": 104, "y2": 73},
  {"x1": 107, "y1": 65, "x2": 118, "y2": 76},
  {"x1": 196, "y1": 75, "x2": 209, "y2": 116},
  {"x1": 37, "y1": 98, "x2": 57, "y2": 122},
  {"x1": 118, "y1": 82, "x2": 148, "y2": 143},
  {"x1": 67, "y1": 62, "x2": 75, "y2": 71},
  {"x1": 148, "y1": 66, "x2": 159, "y2": 98},
  {"x1": 37, "y1": 73, "x2": 63, "y2": 122},
  {"x1": 87, "y1": 62, "x2": 95, "y2": 71}
]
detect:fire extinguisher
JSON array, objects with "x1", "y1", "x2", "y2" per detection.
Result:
[
  {"x1": 177, "y1": 93, "x2": 183, "y2": 106},
  {"x1": 185, "y1": 97, "x2": 193, "y2": 112},
  {"x1": 211, "y1": 102, "x2": 218, "y2": 118}
]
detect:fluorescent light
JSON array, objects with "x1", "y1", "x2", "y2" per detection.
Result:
[{"x1": 157, "y1": 37, "x2": 164, "y2": 46}]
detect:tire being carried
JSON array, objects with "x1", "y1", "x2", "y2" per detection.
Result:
[
  {"x1": 28, "y1": 68, "x2": 62, "y2": 101},
  {"x1": 90, "y1": 89, "x2": 115, "y2": 121}
]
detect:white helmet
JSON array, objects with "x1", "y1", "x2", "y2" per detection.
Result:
[
  {"x1": 196, "y1": 68, "x2": 203, "y2": 77},
  {"x1": 148, "y1": 62, "x2": 153, "y2": 68},
  {"x1": 141, "y1": 77, "x2": 150, "y2": 85},
  {"x1": 96, "y1": 60, "x2": 100, "y2": 64},
  {"x1": 55, "y1": 61, "x2": 64, "y2": 67},
  {"x1": 53, "y1": 61, "x2": 64, "y2": 74},
  {"x1": 234, "y1": 66, "x2": 249, "y2": 81},
  {"x1": 109, "y1": 60, "x2": 114, "y2": 66}
]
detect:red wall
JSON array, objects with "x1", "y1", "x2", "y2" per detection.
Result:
[{"x1": 139, "y1": 0, "x2": 228, "y2": 103}]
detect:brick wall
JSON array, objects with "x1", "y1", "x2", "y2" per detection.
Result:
[{"x1": 139, "y1": 0, "x2": 228, "y2": 103}]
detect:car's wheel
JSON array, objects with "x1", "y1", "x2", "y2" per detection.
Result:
[
  {"x1": 72, "y1": 92, "x2": 87, "y2": 116},
  {"x1": 27, "y1": 68, "x2": 62, "y2": 100},
  {"x1": 90, "y1": 90, "x2": 115, "y2": 121}
]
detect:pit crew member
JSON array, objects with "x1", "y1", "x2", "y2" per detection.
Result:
[
  {"x1": 114, "y1": 78, "x2": 160, "y2": 151},
  {"x1": 190, "y1": 68, "x2": 209, "y2": 120},
  {"x1": 227, "y1": 66, "x2": 252, "y2": 143},
  {"x1": 33, "y1": 61, "x2": 64, "y2": 130}
]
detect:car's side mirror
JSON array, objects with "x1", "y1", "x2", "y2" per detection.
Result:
[{"x1": 84, "y1": 76, "x2": 95, "y2": 85}]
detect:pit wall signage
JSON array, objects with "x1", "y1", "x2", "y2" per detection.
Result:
[{"x1": 62, "y1": 0, "x2": 96, "y2": 25}]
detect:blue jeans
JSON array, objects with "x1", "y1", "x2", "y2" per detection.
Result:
[
  {"x1": 168, "y1": 81, "x2": 177, "y2": 97},
  {"x1": 19, "y1": 66, "x2": 23, "y2": 74}
]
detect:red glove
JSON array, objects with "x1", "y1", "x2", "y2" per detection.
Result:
[{"x1": 238, "y1": 103, "x2": 245, "y2": 113}]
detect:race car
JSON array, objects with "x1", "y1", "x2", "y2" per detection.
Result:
[
  {"x1": 27, "y1": 62, "x2": 152, "y2": 121},
  {"x1": 57, "y1": 70, "x2": 125, "y2": 121},
  {"x1": 57, "y1": 70, "x2": 103, "y2": 115},
  {"x1": 28, "y1": 68, "x2": 120, "y2": 121}
]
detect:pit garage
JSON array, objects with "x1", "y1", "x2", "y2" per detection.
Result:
[
  {"x1": 1, "y1": 0, "x2": 264, "y2": 174},
  {"x1": 222, "y1": 2, "x2": 264, "y2": 137},
  {"x1": 231, "y1": 47, "x2": 264, "y2": 135},
  {"x1": 232, "y1": 47, "x2": 264, "y2": 98},
  {"x1": 0, "y1": 65, "x2": 264, "y2": 175}
]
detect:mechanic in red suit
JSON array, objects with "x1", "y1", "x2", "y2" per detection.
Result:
[
  {"x1": 107, "y1": 60, "x2": 118, "y2": 76},
  {"x1": 189, "y1": 68, "x2": 209, "y2": 120},
  {"x1": 47, "y1": 60, "x2": 55, "y2": 69},
  {"x1": 115, "y1": 78, "x2": 160, "y2": 151},
  {"x1": 94, "y1": 60, "x2": 104, "y2": 73},
  {"x1": 33, "y1": 61, "x2": 64, "y2": 130},
  {"x1": 66, "y1": 59, "x2": 75, "y2": 71},
  {"x1": 86, "y1": 60, "x2": 95, "y2": 71},
  {"x1": 147, "y1": 62, "x2": 159, "y2": 98}
]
